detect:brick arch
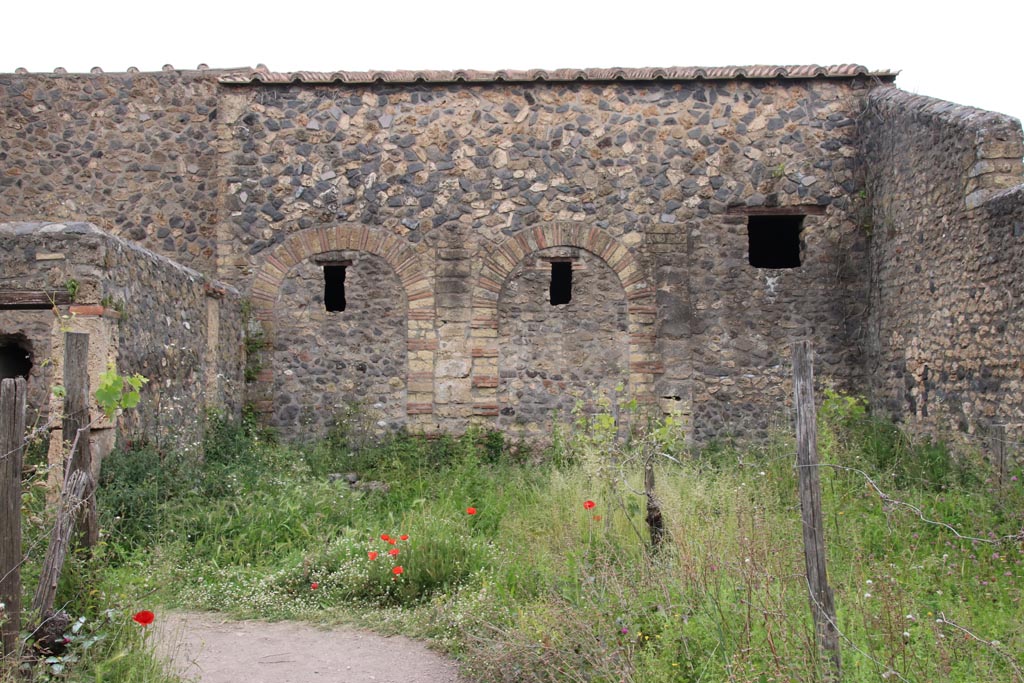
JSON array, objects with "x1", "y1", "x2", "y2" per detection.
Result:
[
  {"x1": 248, "y1": 226, "x2": 436, "y2": 425},
  {"x1": 468, "y1": 223, "x2": 661, "y2": 419}
]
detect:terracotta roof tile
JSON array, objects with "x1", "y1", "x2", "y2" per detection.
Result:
[{"x1": 217, "y1": 64, "x2": 895, "y2": 85}]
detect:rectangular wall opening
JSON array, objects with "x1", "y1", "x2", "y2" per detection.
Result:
[
  {"x1": 549, "y1": 260, "x2": 572, "y2": 305},
  {"x1": 747, "y1": 215, "x2": 804, "y2": 268},
  {"x1": 323, "y1": 264, "x2": 347, "y2": 312}
]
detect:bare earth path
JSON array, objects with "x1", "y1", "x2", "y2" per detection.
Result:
[{"x1": 156, "y1": 612, "x2": 466, "y2": 683}]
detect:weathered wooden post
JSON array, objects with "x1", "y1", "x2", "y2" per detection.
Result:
[
  {"x1": 62, "y1": 332, "x2": 98, "y2": 548},
  {"x1": 992, "y1": 424, "x2": 1007, "y2": 489},
  {"x1": 1, "y1": 377, "x2": 27, "y2": 668},
  {"x1": 793, "y1": 341, "x2": 841, "y2": 680},
  {"x1": 644, "y1": 459, "x2": 665, "y2": 550},
  {"x1": 30, "y1": 333, "x2": 99, "y2": 633}
]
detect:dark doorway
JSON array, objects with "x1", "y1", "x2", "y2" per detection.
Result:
[{"x1": 0, "y1": 335, "x2": 32, "y2": 381}]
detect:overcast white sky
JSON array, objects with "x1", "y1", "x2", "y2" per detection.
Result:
[{"x1": 4, "y1": 0, "x2": 1023, "y2": 124}]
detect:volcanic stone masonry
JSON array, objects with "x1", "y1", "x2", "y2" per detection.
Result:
[{"x1": 1, "y1": 65, "x2": 1022, "y2": 447}]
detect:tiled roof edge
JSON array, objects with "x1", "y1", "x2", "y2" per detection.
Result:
[{"x1": 217, "y1": 64, "x2": 897, "y2": 85}]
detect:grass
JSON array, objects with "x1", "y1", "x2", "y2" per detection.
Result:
[{"x1": 10, "y1": 398, "x2": 1024, "y2": 682}]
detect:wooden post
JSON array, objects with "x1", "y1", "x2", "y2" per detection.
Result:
[
  {"x1": 62, "y1": 332, "x2": 98, "y2": 548},
  {"x1": 793, "y1": 341, "x2": 841, "y2": 680},
  {"x1": 1, "y1": 378, "x2": 27, "y2": 667},
  {"x1": 644, "y1": 459, "x2": 665, "y2": 550},
  {"x1": 31, "y1": 469, "x2": 89, "y2": 619},
  {"x1": 992, "y1": 424, "x2": 1007, "y2": 489}
]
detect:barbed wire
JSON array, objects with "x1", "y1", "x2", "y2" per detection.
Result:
[
  {"x1": 803, "y1": 575, "x2": 913, "y2": 683},
  {"x1": 0, "y1": 413, "x2": 65, "y2": 464},
  {"x1": 802, "y1": 462, "x2": 1023, "y2": 545}
]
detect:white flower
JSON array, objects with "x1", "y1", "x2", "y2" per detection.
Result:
[{"x1": 864, "y1": 593, "x2": 872, "y2": 599}]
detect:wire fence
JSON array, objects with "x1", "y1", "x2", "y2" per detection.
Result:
[{"x1": 3, "y1": 353, "x2": 1024, "y2": 680}]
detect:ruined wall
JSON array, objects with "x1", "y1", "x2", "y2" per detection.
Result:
[
  {"x1": 862, "y1": 88, "x2": 1024, "y2": 438},
  {"x1": 0, "y1": 71, "x2": 223, "y2": 273},
  {"x1": 227, "y1": 78, "x2": 873, "y2": 440},
  {"x1": 0, "y1": 222, "x2": 244, "y2": 453}
]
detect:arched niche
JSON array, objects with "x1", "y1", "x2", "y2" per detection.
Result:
[
  {"x1": 468, "y1": 223, "x2": 661, "y2": 431},
  {"x1": 249, "y1": 226, "x2": 436, "y2": 438},
  {"x1": 270, "y1": 251, "x2": 408, "y2": 433},
  {"x1": 496, "y1": 246, "x2": 629, "y2": 431}
]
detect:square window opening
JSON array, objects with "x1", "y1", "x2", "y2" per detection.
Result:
[
  {"x1": 747, "y1": 215, "x2": 804, "y2": 268},
  {"x1": 549, "y1": 260, "x2": 572, "y2": 306},
  {"x1": 324, "y1": 264, "x2": 347, "y2": 312}
]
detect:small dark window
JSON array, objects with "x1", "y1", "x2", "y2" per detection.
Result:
[
  {"x1": 549, "y1": 260, "x2": 572, "y2": 305},
  {"x1": 748, "y1": 215, "x2": 804, "y2": 268},
  {"x1": 324, "y1": 265, "x2": 347, "y2": 312},
  {"x1": 0, "y1": 335, "x2": 32, "y2": 381}
]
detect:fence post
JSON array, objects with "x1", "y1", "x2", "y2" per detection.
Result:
[
  {"x1": 793, "y1": 341, "x2": 841, "y2": 680},
  {"x1": 1, "y1": 377, "x2": 27, "y2": 668},
  {"x1": 992, "y1": 424, "x2": 1007, "y2": 489},
  {"x1": 62, "y1": 332, "x2": 98, "y2": 548}
]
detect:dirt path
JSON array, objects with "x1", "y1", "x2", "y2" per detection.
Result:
[{"x1": 155, "y1": 612, "x2": 466, "y2": 683}]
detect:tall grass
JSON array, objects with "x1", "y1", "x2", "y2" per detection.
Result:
[{"x1": 82, "y1": 399, "x2": 1024, "y2": 682}]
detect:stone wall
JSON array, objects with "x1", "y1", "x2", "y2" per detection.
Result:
[
  {"x1": 8, "y1": 68, "x2": 1024, "y2": 447},
  {"x1": 0, "y1": 222, "x2": 244, "y2": 454},
  {"x1": 862, "y1": 87, "x2": 1024, "y2": 439},
  {"x1": 268, "y1": 251, "x2": 407, "y2": 434},
  {"x1": 496, "y1": 247, "x2": 629, "y2": 434},
  {"x1": 227, "y1": 78, "x2": 874, "y2": 440},
  {"x1": 0, "y1": 71, "x2": 224, "y2": 274}
]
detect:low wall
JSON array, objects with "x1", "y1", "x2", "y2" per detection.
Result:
[{"x1": 0, "y1": 221, "x2": 244, "y2": 456}]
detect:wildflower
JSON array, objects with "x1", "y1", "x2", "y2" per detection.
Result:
[
  {"x1": 393, "y1": 566, "x2": 404, "y2": 575},
  {"x1": 381, "y1": 534, "x2": 391, "y2": 541},
  {"x1": 386, "y1": 537, "x2": 397, "y2": 545},
  {"x1": 620, "y1": 627, "x2": 628, "y2": 634},
  {"x1": 311, "y1": 582, "x2": 319, "y2": 590},
  {"x1": 400, "y1": 534, "x2": 409, "y2": 541},
  {"x1": 132, "y1": 610, "x2": 155, "y2": 627},
  {"x1": 389, "y1": 548, "x2": 400, "y2": 556},
  {"x1": 593, "y1": 515, "x2": 602, "y2": 521},
  {"x1": 466, "y1": 507, "x2": 477, "y2": 515},
  {"x1": 583, "y1": 500, "x2": 596, "y2": 510},
  {"x1": 368, "y1": 551, "x2": 379, "y2": 560}
]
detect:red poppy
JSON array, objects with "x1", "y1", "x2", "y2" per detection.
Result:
[
  {"x1": 380, "y1": 533, "x2": 391, "y2": 541},
  {"x1": 392, "y1": 566, "x2": 404, "y2": 575},
  {"x1": 310, "y1": 582, "x2": 319, "y2": 590},
  {"x1": 389, "y1": 548, "x2": 400, "y2": 556},
  {"x1": 368, "y1": 551, "x2": 379, "y2": 560},
  {"x1": 583, "y1": 500, "x2": 596, "y2": 510},
  {"x1": 386, "y1": 537, "x2": 396, "y2": 545},
  {"x1": 466, "y1": 507, "x2": 477, "y2": 515},
  {"x1": 132, "y1": 610, "x2": 155, "y2": 627},
  {"x1": 400, "y1": 534, "x2": 409, "y2": 541}
]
